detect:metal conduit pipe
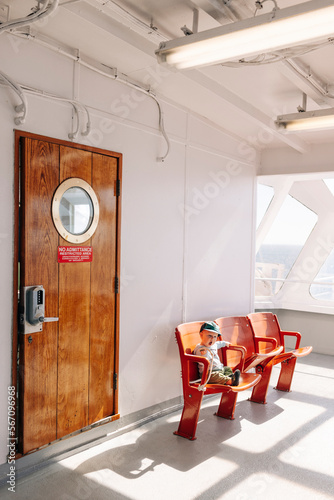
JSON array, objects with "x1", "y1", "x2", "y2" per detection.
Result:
[
  {"x1": 0, "y1": 70, "x2": 27, "y2": 124},
  {"x1": 21, "y1": 84, "x2": 91, "y2": 138},
  {"x1": 285, "y1": 58, "x2": 334, "y2": 100},
  {"x1": 0, "y1": 0, "x2": 59, "y2": 34},
  {"x1": 11, "y1": 30, "x2": 171, "y2": 161}
]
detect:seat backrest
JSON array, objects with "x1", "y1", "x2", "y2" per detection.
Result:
[
  {"x1": 247, "y1": 312, "x2": 282, "y2": 350},
  {"x1": 175, "y1": 321, "x2": 204, "y2": 381},
  {"x1": 176, "y1": 321, "x2": 203, "y2": 352},
  {"x1": 215, "y1": 316, "x2": 256, "y2": 366}
]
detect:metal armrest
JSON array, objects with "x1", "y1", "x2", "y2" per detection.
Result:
[
  {"x1": 184, "y1": 353, "x2": 210, "y2": 386},
  {"x1": 253, "y1": 336, "x2": 277, "y2": 352},
  {"x1": 280, "y1": 330, "x2": 301, "y2": 349},
  {"x1": 222, "y1": 344, "x2": 246, "y2": 371}
]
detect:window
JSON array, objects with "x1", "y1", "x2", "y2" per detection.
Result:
[
  {"x1": 310, "y1": 248, "x2": 334, "y2": 301},
  {"x1": 256, "y1": 194, "x2": 317, "y2": 296},
  {"x1": 52, "y1": 178, "x2": 99, "y2": 244}
]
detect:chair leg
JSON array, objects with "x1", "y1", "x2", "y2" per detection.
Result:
[
  {"x1": 215, "y1": 390, "x2": 238, "y2": 420},
  {"x1": 275, "y1": 356, "x2": 297, "y2": 392},
  {"x1": 174, "y1": 389, "x2": 204, "y2": 440},
  {"x1": 249, "y1": 364, "x2": 273, "y2": 404}
]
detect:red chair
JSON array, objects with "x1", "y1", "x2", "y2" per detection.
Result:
[
  {"x1": 174, "y1": 321, "x2": 262, "y2": 440},
  {"x1": 215, "y1": 316, "x2": 286, "y2": 404},
  {"x1": 247, "y1": 312, "x2": 313, "y2": 392}
]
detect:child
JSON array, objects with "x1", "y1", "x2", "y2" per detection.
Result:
[{"x1": 193, "y1": 321, "x2": 240, "y2": 386}]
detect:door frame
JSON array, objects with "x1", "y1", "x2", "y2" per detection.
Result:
[{"x1": 12, "y1": 130, "x2": 122, "y2": 454}]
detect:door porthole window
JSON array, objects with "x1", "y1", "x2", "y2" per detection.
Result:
[{"x1": 52, "y1": 178, "x2": 99, "y2": 244}]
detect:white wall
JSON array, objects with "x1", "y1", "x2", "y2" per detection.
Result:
[
  {"x1": 0, "y1": 34, "x2": 257, "y2": 465},
  {"x1": 184, "y1": 140, "x2": 256, "y2": 319}
]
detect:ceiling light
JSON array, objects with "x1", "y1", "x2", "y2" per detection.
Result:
[
  {"x1": 155, "y1": 0, "x2": 334, "y2": 69},
  {"x1": 276, "y1": 108, "x2": 334, "y2": 132}
]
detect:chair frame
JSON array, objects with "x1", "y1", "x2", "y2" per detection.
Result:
[
  {"x1": 215, "y1": 316, "x2": 289, "y2": 404},
  {"x1": 247, "y1": 312, "x2": 313, "y2": 392},
  {"x1": 174, "y1": 321, "x2": 262, "y2": 440}
]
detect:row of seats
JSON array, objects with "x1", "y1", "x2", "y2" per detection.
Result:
[{"x1": 174, "y1": 312, "x2": 312, "y2": 440}]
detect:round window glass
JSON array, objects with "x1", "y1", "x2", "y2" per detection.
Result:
[
  {"x1": 52, "y1": 178, "x2": 100, "y2": 244},
  {"x1": 59, "y1": 187, "x2": 94, "y2": 235}
]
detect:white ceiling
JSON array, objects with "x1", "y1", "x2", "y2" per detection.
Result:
[{"x1": 6, "y1": 0, "x2": 334, "y2": 153}]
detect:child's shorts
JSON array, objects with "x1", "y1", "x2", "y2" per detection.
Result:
[{"x1": 208, "y1": 366, "x2": 233, "y2": 385}]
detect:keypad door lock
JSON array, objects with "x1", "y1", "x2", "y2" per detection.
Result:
[{"x1": 20, "y1": 285, "x2": 59, "y2": 334}]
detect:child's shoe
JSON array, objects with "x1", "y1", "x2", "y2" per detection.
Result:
[{"x1": 232, "y1": 369, "x2": 240, "y2": 386}]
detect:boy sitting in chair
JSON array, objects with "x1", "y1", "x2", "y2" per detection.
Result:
[{"x1": 193, "y1": 321, "x2": 240, "y2": 386}]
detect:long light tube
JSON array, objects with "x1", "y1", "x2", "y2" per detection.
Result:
[
  {"x1": 156, "y1": 0, "x2": 334, "y2": 69},
  {"x1": 276, "y1": 108, "x2": 334, "y2": 132}
]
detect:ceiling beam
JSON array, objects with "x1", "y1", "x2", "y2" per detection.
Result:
[
  {"x1": 190, "y1": 0, "x2": 242, "y2": 23},
  {"x1": 187, "y1": 70, "x2": 310, "y2": 153},
  {"x1": 193, "y1": 0, "x2": 255, "y2": 23},
  {"x1": 280, "y1": 58, "x2": 334, "y2": 109},
  {"x1": 64, "y1": 0, "x2": 168, "y2": 45}
]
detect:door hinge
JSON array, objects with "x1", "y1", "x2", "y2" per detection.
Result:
[
  {"x1": 114, "y1": 276, "x2": 119, "y2": 294},
  {"x1": 116, "y1": 179, "x2": 121, "y2": 197},
  {"x1": 113, "y1": 372, "x2": 118, "y2": 390}
]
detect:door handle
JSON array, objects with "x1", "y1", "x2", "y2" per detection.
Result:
[{"x1": 39, "y1": 316, "x2": 59, "y2": 323}]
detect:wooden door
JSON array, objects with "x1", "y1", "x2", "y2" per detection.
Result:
[{"x1": 17, "y1": 133, "x2": 121, "y2": 454}]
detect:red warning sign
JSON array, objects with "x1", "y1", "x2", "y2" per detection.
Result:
[{"x1": 58, "y1": 246, "x2": 93, "y2": 263}]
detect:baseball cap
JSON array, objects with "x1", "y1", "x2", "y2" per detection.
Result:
[{"x1": 200, "y1": 321, "x2": 220, "y2": 335}]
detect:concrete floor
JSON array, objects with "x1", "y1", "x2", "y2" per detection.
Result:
[{"x1": 1, "y1": 353, "x2": 333, "y2": 500}]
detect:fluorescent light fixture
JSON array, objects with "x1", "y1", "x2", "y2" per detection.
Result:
[
  {"x1": 155, "y1": 0, "x2": 334, "y2": 69},
  {"x1": 276, "y1": 108, "x2": 334, "y2": 132}
]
